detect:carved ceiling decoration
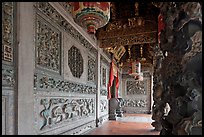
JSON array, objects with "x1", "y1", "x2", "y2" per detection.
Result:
[{"x1": 96, "y1": 2, "x2": 160, "y2": 68}]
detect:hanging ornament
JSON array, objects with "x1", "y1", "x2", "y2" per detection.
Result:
[
  {"x1": 70, "y1": 2, "x2": 111, "y2": 34},
  {"x1": 129, "y1": 60, "x2": 141, "y2": 76}
]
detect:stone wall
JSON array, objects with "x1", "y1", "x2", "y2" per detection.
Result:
[
  {"x1": 121, "y1": 72, "x2": 152, "y2": 114},
  {"x1": 2, "y1": 2, "x2": 111, "y2": 135},
  {"x1": 2, "y1": 2, "x2": 16, "y2": 135}
]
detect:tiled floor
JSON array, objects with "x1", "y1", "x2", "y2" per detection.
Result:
[{"x1": 85, "y1": 114, "x2": 160, "y2": 135}]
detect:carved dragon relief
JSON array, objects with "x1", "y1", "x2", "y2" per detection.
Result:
[{"x1": 39, "y1": 98, "x2": 95, "y2": 130}]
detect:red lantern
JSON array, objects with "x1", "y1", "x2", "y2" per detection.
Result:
[
  {"x1": 129, "y1": 61, "x2": 141, "y2": 76},
  {"x1": 70, "y1": 2, "x2": 110, "y2": 34}
]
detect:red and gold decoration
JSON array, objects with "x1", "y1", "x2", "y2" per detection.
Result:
[
  {"x1": 70, "y1": 2, "x2": 110, "y2": 34},
  {"x1": 128, "y1": 60, "x2": 143, "y2": 81},
  {"x1": 129, "y1": 60, "x2": 141, "y2": 76},
  {"x1": 107, "y1": 60, "x2": 119, "y2": 99}
]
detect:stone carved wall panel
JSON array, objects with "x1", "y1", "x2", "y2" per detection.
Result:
[
  {"x1": 68, "y1": 46, "x2": 83, "y2": 78},
  {"x1": 2, "y1": 2, "x2": 15, "y2": 135},
  {"x1": 123, "y1": 99, "x2": 148, "y2": 108},
  {"x1": 122, "y1": 98, "x2": 149, "y2": 114},
  {"x1": 35, "y1": 2, "x2": 97, "y2": 55},
  {"x1": 2, "y1": 91, "x2": 15, "y2": 135},
  {"x1": 34, "y1": 96, "x2": 95, "y2": 133},
  {"x1": 33, "y1": 2, "x2": 105, "y2": 135},
  {"x1": 34, "y1": 73, "x2": 96, "y2": 94},
  {"x1": 2, "y1": 97, "x2": 6, "y2": 135},
  {"x1": 87, "y1": 55, "x2": 96, "y2": 83},
  {"x1": 35, "y1": 15, "x2": 61, "y2": 74},
  {"x1": 100, "y1": 55, "x2": 110, "y2": 96},
  {"x1": 101, "y1": 67, "x2": 106, "y2": 87},
  {"x1": 126, "y1": 80, "x2": 146, "y2": 95},
  {"x1": 122, "y1": 75, "x2": 151, "y2": 113},
  {"x1": 2, "y1": 2, "x2": 14, "y2": 63},
  {"x1": 100, "y1": 99, "x2": 108, "y2": 113},
  {"x1": 2, "y1": 65, "x2": 15, "y2": 88}
]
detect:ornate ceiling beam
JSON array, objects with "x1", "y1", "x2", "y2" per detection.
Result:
[
  {"x1": 97, "y1": 18, "x2": 157, "y2": 39},
  {"x1": 99, "y1": 32, "x2": 157, "y2": 48}
]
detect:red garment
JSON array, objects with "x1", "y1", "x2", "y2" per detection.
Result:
[
  {"x1": 107, "y1": 61, "x2": 114, "y2": 99},
  {"x1": 115, "y1": 71, "x2": 119, "y2": 98}
]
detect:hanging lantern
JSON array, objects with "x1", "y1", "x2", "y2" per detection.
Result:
[
  {"x1": 128, "y1": 60, "x2": 141, "y2": 76},
  {"x1": 135, "y1": 72, "x2": 143, "y2": 81},
  {"x1": 70, "y1": 2, "x2": 111, "y2": 34}
]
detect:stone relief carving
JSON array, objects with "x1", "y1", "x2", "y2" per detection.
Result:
[
  {"x1": 2, "y1": 2, "x2": 14, "y2": 63},
  {"x1": 100, "y1": 89, "x2": 107, "y2": 96},
  {"x1": 2, "y1": 66, "x2": 15, "y2": 87},
  {"x1": 101, "y1": 67, "x2": 106, "y2": 87},
  {"x1": 123, "y1": 99, "x2": 147, "y2": 108},
  {"x1": 126, "y1": 80, "x2": 146, "y2": 95},
  {"x1": 100, "y1": 100, "x2": 108, "y2": 113},
  {"x1": 87, "y1": 55, "x2": 96, "y2": 82},
  {"x1": 59, "y1": 2, "x2": 71, "y2": 14},
  {"x1": 34, "y1": 2, "x2": 97, "y2": 55},
  {"x1": 34, "y1": 73, "x2": 96, "y2": 94},
  {"x1": 39, "y1": 98, "x2": 95, "y2": 130},
  {"x1": 35, "y1": 15, "x2": 61, "y2": 73},
  {"x1": 68, "y1": 46, "x2": 83, "y2": 78}
]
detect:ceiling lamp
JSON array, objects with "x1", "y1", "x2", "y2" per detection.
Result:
[{"x1": 70, "y1": 2, "x2": 111, "y2": 34}]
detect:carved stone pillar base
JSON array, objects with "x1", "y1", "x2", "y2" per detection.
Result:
[
  {"x1": 116, "y1": 98, "x2": 124, "y2": 117},
  {"x1": 151, "y1": 121, "x2": 162, "y2": 131},
  {"x1": 109, "y1": 98, "x2": 119, "y2": 120}
]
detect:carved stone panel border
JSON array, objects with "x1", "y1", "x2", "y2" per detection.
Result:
[
  {"x1": 87, "y1": 55, "x2": 96, "y2": 83},
  {"x1": 2, "y1": 90, "x2": 15, "y2": 135},
  {"x1": 123, "y1": 99, "x2": 148, "y2": 108},
  {"x1": 2, "y1": 2, "x2": 14, "y2": 63},
  {"x1": 34, "y1": 96, "x2": 95, "y2": 134},
  {"x1": 34, "y1": 73, "x2": 96, "y2": 94},
  {"x1": 100, "y1": 99, "x2": 108, "y2": 114},
  {"x1": 35, "y1": 14, "x2": 61, "y2": 74},
  {"x1": 100, "y1": 55, "x2": 109, "y2": 96}
]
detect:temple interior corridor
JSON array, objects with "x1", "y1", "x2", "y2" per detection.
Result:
[{"x1": 2, "y1": 2, "x2": 202, "y2": 135}]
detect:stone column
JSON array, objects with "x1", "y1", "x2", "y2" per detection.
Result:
[
  {"x1": 108, "y1": 77, "x2": 119, "y2": 120},
  {"x1": 109, "y1": 98, "x2": 119, "y2": 120},
  {"x1": 96, "y1": 48, "x2": 101, "y2": 127},
  {"x1": 17, "y1": 2, "x2": 36, "y2": 134}
]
